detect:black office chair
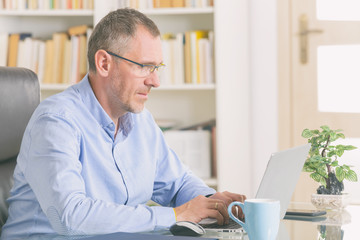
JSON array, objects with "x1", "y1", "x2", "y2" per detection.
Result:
[{"x1": 0, "y1": 67, "x2": 40, "y2": 233}]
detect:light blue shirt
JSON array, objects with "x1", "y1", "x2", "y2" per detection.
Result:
[{"x1": 1, "y1": 75, "x2": 215, "y2": 240}]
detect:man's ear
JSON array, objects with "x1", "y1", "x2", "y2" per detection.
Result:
[{"x1": 94, "y1": 50, "x2": 112, "y2": 77}]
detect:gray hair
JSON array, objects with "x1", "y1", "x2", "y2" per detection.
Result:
[{"x1": 87, "y1": 8, "x2": 160, "y2": 72}]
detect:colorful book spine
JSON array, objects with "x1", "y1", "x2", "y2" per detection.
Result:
[
  {"x1": 161, "y1": 30, "x2": 214, "y2": 85},
  {"x1": 0, "y1": 0, "x2": 94, "y2": 9},
  {"x1": 3, "y1": 25, "x2": 92, "y2": 86}
]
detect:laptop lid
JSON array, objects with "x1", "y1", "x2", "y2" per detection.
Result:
[
  {"x1": 255, "y1": 143, "x2": 311, "y2": 219},
  {"x1": 200, "y1": 144, "x2": 310, "y2": 232}
]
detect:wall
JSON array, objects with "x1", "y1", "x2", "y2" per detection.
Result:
[
  {"x1": 250, "y1": 0, "x2": 278, "y2": 197},
  {"x1": 215, "y1": 0, "x2": 278, "y2": 197},
  {"x1": 215, "y1": 0, "x2": 252, "y2": 195}
]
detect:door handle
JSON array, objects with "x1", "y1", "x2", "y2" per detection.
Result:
[{"x1": 299, "y1": 14, "x2": 324, "y2": 64}]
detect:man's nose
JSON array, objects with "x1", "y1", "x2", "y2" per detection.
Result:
[{"x1": 145, "y1": 71, "x2": 161, "y2": 88}]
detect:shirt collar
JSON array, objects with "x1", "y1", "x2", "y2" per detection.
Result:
[{"x1": 74, "y1": 74, "x2": 134, "y2": 139}]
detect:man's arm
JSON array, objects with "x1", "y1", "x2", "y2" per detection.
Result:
[
  {"x1": 150, "y1": 131, "x2": 246, "y2": 225},
  {"x1": 22, "y1": 114, "x2": 175, "y2": 235}
]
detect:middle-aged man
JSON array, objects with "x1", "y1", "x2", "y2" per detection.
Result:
[{"x1": 1, "y1": 8, "x2": 246, "y2": 240}]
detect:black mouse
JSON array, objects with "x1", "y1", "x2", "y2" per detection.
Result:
[{"x1": 169, "y1": 221, "x2": 205, "y2": 237}]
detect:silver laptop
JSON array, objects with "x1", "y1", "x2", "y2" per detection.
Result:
[{"x1": 201, "y1": 143, "x2": 311, "y2": 233}]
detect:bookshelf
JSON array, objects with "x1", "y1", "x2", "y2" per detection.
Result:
[
  {"x1": 40, "y1": 83, "x2": 216, "y2": 91},
  {"x1": 0, "y1": 1, "x2": 250, "y2": 194},
  {"x1": 0, "y1": 9, "x2": 93, "y2": 16}
]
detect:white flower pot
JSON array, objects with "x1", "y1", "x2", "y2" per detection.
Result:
[{"x1": 311, "y1": 193, "x2": 350, "y2": 211}]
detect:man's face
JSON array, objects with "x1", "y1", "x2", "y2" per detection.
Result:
[{"x1": 108, "y1": 26, "x2": 162, "y2": 115}]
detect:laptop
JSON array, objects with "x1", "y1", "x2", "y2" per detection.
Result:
[{"x1": 200, "y1": 143, "x2": 311, "y2": 233}]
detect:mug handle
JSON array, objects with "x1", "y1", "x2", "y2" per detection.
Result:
[{"x1": 228, "y1": 201, "x2": 247, "y2": 230}]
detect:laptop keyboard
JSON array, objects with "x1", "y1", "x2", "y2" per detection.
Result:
[{"x1": 201, "y1": 218, "x2": 242, "y2": 230}]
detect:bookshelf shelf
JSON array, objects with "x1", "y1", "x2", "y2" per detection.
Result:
[
  {"x1": 156, "y1": 84, "x2": 216, "y2": 90},
  {"x1": 0, "y1": 10, "x2": 94, "y2": 16},
  {"x1": 140, "y1": 7, "x2": 214, "y2": 15},
  {"x1": 40, "y1": 83, "x2": 216, "y2": 91},
  {"x1": 40, "y1": 84, "x2": 71, "y2": 91}
]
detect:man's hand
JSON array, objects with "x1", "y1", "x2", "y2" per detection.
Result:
[
  {"x1": 174, "y1": 191, "x2": 246, "y2": 225},
  {"x1": 208, "y1": 191, "x2": 246, "y2": 220}
]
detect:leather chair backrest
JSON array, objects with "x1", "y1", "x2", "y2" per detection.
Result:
[{"x1": 0, "y1": 67, "x2": 40, "y2": 231}]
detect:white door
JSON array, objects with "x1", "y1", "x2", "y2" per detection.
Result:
[{"x1": 280, "y1": 0, "x2": 360, "y2": 203}]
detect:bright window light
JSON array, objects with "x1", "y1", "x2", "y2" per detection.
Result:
[
  {"x1": 317, "y1": 0, "x2": 360, "y2": 21},
  {"x1": 317, "y1": 45, "x2": 360, "y2": 113}
]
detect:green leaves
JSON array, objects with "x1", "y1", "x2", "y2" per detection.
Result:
[
  {"x1": 302, "y1": 129, "x2": 314, "y2": 138},
  {"x1": 301, "y1": 125, "x2": 358, "y2": 189},
  {"x1": 346, "y1": 170, "x2": 358, "y2": 182},
  {"x1": 335, "y1": 166, "x2": 358, "y2": 182},
  {"x1": 335, "y1": 167, "x2": 346, "y2": 182}
]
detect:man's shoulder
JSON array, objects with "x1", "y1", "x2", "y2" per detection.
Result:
[{"x1": 35, "y1": 87, "x2": 82, "y2": 119}]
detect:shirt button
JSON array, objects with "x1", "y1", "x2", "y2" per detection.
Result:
[{"x1": 109, "y1": 123, "x2": 115, "y2": 131}]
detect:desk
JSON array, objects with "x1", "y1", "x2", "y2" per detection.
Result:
[
  {"x1": 24, "y1": 203, "x2": 360, "y2": 240},
  {"x1": 202, "y1": 203, "x2": 360, "y2": 239}
]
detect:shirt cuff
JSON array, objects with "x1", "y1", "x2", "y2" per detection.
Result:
[{"x1": 152, "y1": 206, "x2": 177, "y2": 230}]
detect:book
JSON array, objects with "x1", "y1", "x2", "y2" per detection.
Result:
[
  {"x1": 68, "y1": 24, "x2": 90, "y2": 36},
  {"x1": 70, "y1": 35, "x2": 80, "y2": 84},
  {"x1": 180, "y1": 119, "x2": 216, "y2": 178},
  {"x1": 72, "y1": 0, "x2": 80, "y2": 9},
  {"x1": 62, "y1": 38, "x2": 72, "y2": 84},
  {"x1": 30, "y1": 39, "x2": 42, "y2": 74},
  {"x1": 184, "y1": 31, "x2": 192, "y2": 84},
  {"x1": 52, "y1": 32, "x2": 68, "y2": 83},
  {"x1": 210, "y1": 125, "x2": 217, "y2": 177},
  {"x1": 7, "y1": 33, "x2": 32, "y2": 67},
  {"x1": 78, "y1": 34, "x2": 88, "y2": 81},
  {"x1": 198, "y1": 37, "x2": 214, "y2": 84},
  {"x1": 7, "y1": 33, "x2": 20, "y2": 67},
  {"x1": 172, "y1": 0, "x2": 185, "y2": 7},
  {"x1": 190, "y1": 30, "x2": 208, "y2": 84},
  {"x1": 0, "y1": 32, "x2": 9, "y2": 66},
  {"x1": 37, "y1": 41, "x2": 46, "y2": 83},
  {"x1": 43, "y1": 39, "x2": 55, "y2": 84},
  {"x1": 17, "y1": 37, "x2": 33, "y2": 70},
  {"x1": 153, "y1": 0, "x2": 172, "y2": 8},
  {"x1": 173, "y1": 33, "x2": 185, "y2": 85},
  {"x1": 198, "y1": 38, "x2": 207, "y2": 84},
  {"x1": 164, "y1": 129, "x2": 211, "y2": 179},
  {"x1": 29, "y1": 0, "x2": 38, "y2": 9}
]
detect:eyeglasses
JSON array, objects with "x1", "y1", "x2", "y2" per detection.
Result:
[{"x1": 106, "y1": 50, "x2": 165, "y2": 77}]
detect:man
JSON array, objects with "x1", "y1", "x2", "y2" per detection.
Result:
[{"x1": 1, "y1": 8, "x2": 245, "y2": 239}]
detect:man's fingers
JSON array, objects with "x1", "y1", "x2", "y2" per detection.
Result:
[
  {"x1": 223, "y1": 191, "x2": 246, "y2": 203},
  {"x1": 208, "y1": 200, "x2": 229, "y2": 225},
  {"x1": 207, "y1": 209, "x2": 225, "y2": 225},
  {"x1": 231, "y1": 206, "x2": 238, "y2": 218}
]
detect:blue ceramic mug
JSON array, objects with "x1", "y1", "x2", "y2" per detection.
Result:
[{"x1": 228, "y1": 199, "x2": 280, "y2": 240}]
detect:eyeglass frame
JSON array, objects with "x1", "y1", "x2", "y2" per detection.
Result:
[{"x1": 105, "y1": 50, "x2": 165, "y2": 75}]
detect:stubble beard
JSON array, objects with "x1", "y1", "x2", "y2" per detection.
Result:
[{"x1": 111, "y1": 87, "x2": 146, "y2": 115}]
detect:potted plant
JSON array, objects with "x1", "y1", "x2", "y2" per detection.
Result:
[{"x1": 301, "y1": 125, "x2": 358, "y2": 210}]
